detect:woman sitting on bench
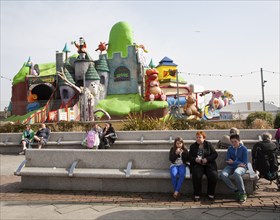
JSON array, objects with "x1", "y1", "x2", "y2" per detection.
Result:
[
  {"x1": 189, "y1": 131, "x2": 218, "y2": 202},
  {"x1": 100, "y1": 123, "x2": 117, "y2": 149}
]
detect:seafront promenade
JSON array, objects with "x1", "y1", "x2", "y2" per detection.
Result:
[{"x1": 1, "y1": 154, "x2": 279, "y2": 220}]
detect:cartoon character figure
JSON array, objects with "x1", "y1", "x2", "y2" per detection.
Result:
[
  {"x1": 95, "y1": 42, "x2": 108, "y2": 54},
  {"x1": 223, "y1": 90, "x2": 235, "y2": 106},
  {"x1": 72, "y1": 37, "x2": 87, "y2": 59},
  {"x1": 135, "y1": 44, "x2": 148, "y2": 53},
  {"x1": 26, "y1": 91, "x2": 40, "y2": 112},
  {"x1": 135, "y1": 44, "x2": 148, "y2": 66},
  {"x1": 30, "y1": 63, "x2": 40, "y2": 76},
  {"x1": 183, "y1": 95, "x2": 202, "y2": 118},
  {"x1": 27, "y1": 91, "x2": 38, "y2": 103},
  {"x1": 145, "y1": 69, "x2": 166, "y2": 101},
  {"x1": 200, "y1": 90, "x2": 225, "y2": 110}
]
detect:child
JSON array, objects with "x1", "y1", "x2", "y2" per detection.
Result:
[
  {"x1": 169, "y1": 137, "x2": 189, "y2": 200},
  {"x1": 19, "y1": 124, "x2": 35, "y2": 155},
  {"x1": 82, "y1": 123, "x2": 101, "y2": 149},
  {"x1": 220, "y1": 134, "x2": 248, "y2": 203}
]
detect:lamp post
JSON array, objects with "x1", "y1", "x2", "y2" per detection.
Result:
[{"x1": 260, "y1": 68, "x2": 267, "y2": 111}]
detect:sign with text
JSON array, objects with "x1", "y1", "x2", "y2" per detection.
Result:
[
  {"x1": 114, "y1": 66, "x2": 130, "y2": 81},
  {"x1": 28, "y1": 75, "x2": 56, "y2": 86}
]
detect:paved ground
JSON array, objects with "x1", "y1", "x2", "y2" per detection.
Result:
[{"x1": 1, "y1": 154, "x2": 279, "y2": 220}]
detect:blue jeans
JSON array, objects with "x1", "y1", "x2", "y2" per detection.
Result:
[
  {"x1": 220, "y1": 166, "x2": 247, "y2": 194},
  {"x1": 170, "y1": 164, "x2": 186, "y2": 192}
]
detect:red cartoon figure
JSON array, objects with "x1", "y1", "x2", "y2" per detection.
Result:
[
  {"x1": 95, "y1": 42, "x2": 108, "y2": 54},
  {"x1": 145, "y1": 69, "x2": 166, "y2": 101},
  {"x1": 72, "y1": 37, "x2": 87, "y2": 59}
]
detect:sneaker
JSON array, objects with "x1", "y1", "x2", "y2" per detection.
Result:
[
  {"x1": 19, "y1": 149, "x2": 26, "y2": 155},
  {"x1": 239, "y1": 194, "x2": 247, "y2": 203},
  {"x1": 234, "y1": 191, "x2": 240, "y2": 201},
  {"x1": 173, "y1": 191, "x2": 180, "y2": 200},
  {"x1": 207, "y1": 195, "x2": 215, "y2": 202}
]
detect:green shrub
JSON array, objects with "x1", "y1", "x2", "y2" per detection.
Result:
[
  {"x1": 250, "y1": 118, "x2": 272, "y2": 129},
  {"x1": 274, "y1": 112, "x2": 280, "y2": 128},
  {"x1": 246, "y1": 112, "x2": 273, "y2": 128},
  {"x1": 0, "y1": 122, "x2": 25, "y2": 133},
  {"x1": 171, "y1": 118, "x2": 206, "y2": 130},
  {"x1": 122, "y1": 112, "x2": 173, "y2": 130}
]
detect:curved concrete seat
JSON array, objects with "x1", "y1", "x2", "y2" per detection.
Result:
[{"x1": 14, "y1": 149, "x2": 257, "y2": 194}]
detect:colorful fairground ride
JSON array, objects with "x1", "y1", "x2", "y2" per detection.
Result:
[
  {"x1": 7, "y1": 22, "x2": 169, "y2": 124},
  {"x1": 6, "y1": 21, "x2": 234, "y2": 124}
]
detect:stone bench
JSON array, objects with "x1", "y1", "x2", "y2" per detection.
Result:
[
  {"x1": 14, "y1": 149, "x2": 257, "y2": 194},
  {"x1": 114, "y1": 138, "x2": 260, "y2": 149},
  {"x1": 1, "y1": 129, "x2": 276, "y2": 154},
  {"x1": 0, "y1": 132, "x2": 86, "y2": 154}
]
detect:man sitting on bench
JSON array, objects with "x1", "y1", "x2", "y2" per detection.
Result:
[{"x1": 33, "y1": 123, "x2": 50, "y2": 149}]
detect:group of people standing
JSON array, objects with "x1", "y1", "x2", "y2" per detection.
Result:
[{"x1": 169, "y1": 128, "x2": 279, "y2": 203}]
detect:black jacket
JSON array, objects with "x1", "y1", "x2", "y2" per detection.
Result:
[
  {"x1": 169, "y1": 148, "x2": 189, "y2": 164},
  {"x1": 189, "y1": 140, "x2": 218, "y2": 171},
  {"x1": 252, "y1": 140, "x2": 277, "y2": 170}
]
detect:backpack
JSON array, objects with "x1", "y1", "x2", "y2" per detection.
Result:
[
  {"x1": 254, "y1": 145, "x2": 279, "y2": 181},
  {"x1": 86, "y1": 130, "x2": 100, "y2": 149}
]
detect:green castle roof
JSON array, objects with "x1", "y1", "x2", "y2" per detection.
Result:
[
  {"x1": 86, "y1": 63, "x2": 100, "y2": 80},
  {"x1": 58, "y1": 68, "x2": 75, "y2": 86},
  {"x1": 149, "y1": 59, "x2": 155, "y2": 69},
  {"x1": 95, "y1": 54, "x2": 109, "y2": 72},
  {"x1": 64, "y1": 62, "x2": 75, "y2": 78}
]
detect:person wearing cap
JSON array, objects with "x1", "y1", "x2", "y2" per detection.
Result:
[{"x1": 216, "y1": 127, "x2": 242, "y2": 149}]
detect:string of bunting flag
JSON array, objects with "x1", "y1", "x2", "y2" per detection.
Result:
[{"x1": 178, "y1": 69, "x2": 279, "y2": 78}]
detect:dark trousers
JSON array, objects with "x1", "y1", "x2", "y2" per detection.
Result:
[{"x1": 192, "y1": 164, "x2": 218, "y2": 196}]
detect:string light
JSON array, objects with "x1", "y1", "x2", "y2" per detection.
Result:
[
  {"x1": 263, "y1": 70, "x2": 280, "y2": 74},
  {"x1": 178, "y1": 70, "x2": 260, "y2": 78},
  {"x1": 0, "y1": 75, "x2": 12, "y2": 81}
]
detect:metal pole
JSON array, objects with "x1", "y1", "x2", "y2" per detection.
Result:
[
  {"x1": 260, "y1": 68, "x2": 265, "y2": 111},
  {"x1": 83, "y1": 72, "x2": 86, "y2": 121},
  {"x1": 176, "y1": 70, "x2": 180, "y2": 109}
]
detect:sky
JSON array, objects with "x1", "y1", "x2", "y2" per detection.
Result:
[{"x1": 0, "y1": 0, "x2": 279, "y2": 111}]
